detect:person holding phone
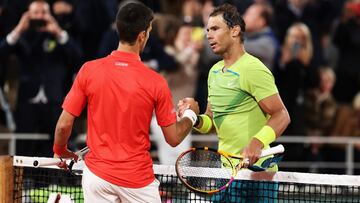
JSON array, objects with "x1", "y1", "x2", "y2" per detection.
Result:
[
  {"x1": 1, "y1": 0, "x2": 82, "y2": 156},
  {"x1": 276, "y1": 22, "x2": 315, "y2": 136},
  {"x1": 274, "y1": 23, "x2": 318, "y2": 166},
  {"x1": 9, "y1": 1, "x2": 67, "y2": 40}
]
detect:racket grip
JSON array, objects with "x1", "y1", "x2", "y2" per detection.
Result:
[
  {"x1": 33, "y1": 158, "x2": 62, "y2": 168},
  {"x1": 260, "y1": 144, "x2": 285, "y2": 157},
  {"x1": 33, "y1": 147, "x2": 88, "y2": 168}
]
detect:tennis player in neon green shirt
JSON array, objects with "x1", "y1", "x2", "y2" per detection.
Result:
[
  {"x1": 179, "y1": 3, "x2": 290, "y2": 171},
  {"x1": 208, "y1": 51, "x2": 282, "y2": 169},
  {"x1": 178, "y1": 3, "x2": 290, "y2": 202},
  {"x1": 180, "y1": 3, "x2": 289, "y2": 171}
]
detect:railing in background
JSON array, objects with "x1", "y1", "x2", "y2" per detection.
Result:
[
  {"x1": 1, "y1": 133, "x2": 360, "y2": 174},
  {"x1": 277, "y1": 136, "x2": 360, "y2": 175},
  {"x1": 0, "y1": 133, "x2": 49, "y2": 156}
]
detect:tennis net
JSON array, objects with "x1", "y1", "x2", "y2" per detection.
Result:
[{"x1": 9, "y1": 156, "x2": 360, "y2": 202}]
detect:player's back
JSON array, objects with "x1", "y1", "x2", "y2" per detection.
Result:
[{"x1": 81, "y1": 50, "x2": 170, "y2": 187}]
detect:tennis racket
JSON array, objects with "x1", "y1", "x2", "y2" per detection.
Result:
[
  {"x1": 175, "y1": 144, "x2": 284, "y2": 194},
  {"x1": 33, "y1": 146, "x2": 89, "y2": 169}
]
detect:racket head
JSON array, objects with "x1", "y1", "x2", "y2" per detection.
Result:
[{"x1": 175, "y1": 147, "x2": 236, "y2": 194}]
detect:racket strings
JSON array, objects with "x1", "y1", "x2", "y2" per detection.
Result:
[{"x1": 176, "y1": 149, "x2": 234, "y2": 193}]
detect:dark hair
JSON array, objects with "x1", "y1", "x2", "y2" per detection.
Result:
[
  {"x1": 209, "y1": 3, "x2": 246, "y2": 42},
  {"x1": 116, "y1": 2, "x2": 154, "y2": 45},
  {"x1": 259, "y1": 3, "x2": 273, "y2": 26}
]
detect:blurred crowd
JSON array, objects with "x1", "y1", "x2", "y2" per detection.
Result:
[{"x1": 0, "y1": 0, "x2": 360, "y2": 174}]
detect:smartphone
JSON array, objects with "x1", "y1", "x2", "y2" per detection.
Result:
[
  {"x1": 291, "y1": 41, "x2": 301, "y2": 58},
  {"x1": 29, "y1": 19, "x2": 47, "y2": 30}
]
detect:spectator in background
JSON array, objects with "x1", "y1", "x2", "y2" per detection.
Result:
[
  {"x1": 275, "y1": 23, "x2": 315, "y2": 168},
  {"x1": 276, "y1": 22, "x2": 316, "y2": 135},
  {"x1": 304, "y1": 67, "x2": 337, "y2": 173},
  {"x1": 332, "y1": 1, "x2": 360, "y2": 104},
  {"x1": 304, "y1": 68, "x2": 337, "y2": 136},
  {"x1": 0, "y1": 0, "x2": 82, "y2": 156},
  {"x1": 243, "y1": 2, "x2": 279, "y2": 71}
]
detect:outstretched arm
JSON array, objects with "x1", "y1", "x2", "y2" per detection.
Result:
[
  {"x1": 161, "y1": 98, "x2": 199, "y2": 147},
  {"x1": 161, "y1": 118, "x2": 194, "y2": 147}
]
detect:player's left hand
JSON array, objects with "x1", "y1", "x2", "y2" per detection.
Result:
[
  {"x1": 241, "y1": 138, "x2": 263, "y2": 166},
  {"x1": 54, "y1": 149, "x2": 78, "y2": 170}
]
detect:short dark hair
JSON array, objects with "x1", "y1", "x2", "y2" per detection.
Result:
[
  {"x1": 116, "y1": 2, "x2": 154, "y2": 45},
  {"x1": 259, "y1": 3, "x2": 273, "y2": 26},
  {"x1": 209, "y1": 3, "x2": 246, "y2": 42}
]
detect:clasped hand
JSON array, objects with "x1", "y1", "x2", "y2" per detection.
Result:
[{"x1": 177, "y1": 97, "x2": 200, "y2": 118}]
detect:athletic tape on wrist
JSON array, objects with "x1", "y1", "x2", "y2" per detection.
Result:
[
  {"x1": 53, "y1": 144, "x2": 68, "y2": 156},
  {"x1": 193, "y1": 114, "x2": 213, "y2": 134},
  {"x1": 253, "y1": 125, "x2": 276, "y2": 146},
  {"x1": 182, "y1": 109, "x2": 197, "y2": 126}
]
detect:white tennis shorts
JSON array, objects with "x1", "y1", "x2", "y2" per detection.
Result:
[{"x1": 82, "y1": 164, "x2": 161, "y2": 203}]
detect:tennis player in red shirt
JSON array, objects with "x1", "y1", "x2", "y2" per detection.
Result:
[{"x1": 52, "y1": 2, "x2": 199, "y2": 202}]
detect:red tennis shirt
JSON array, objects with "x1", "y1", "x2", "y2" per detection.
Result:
[{"x1": 62, "y1": 50, "x2": 177, "y2": 188}]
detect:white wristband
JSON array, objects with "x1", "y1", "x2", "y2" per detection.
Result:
[
  {"x1": 57, "y1": 30, "x2": 69, "y2": 45},
  {"x1": 182, "y1": 109, "x2": 197, "y2": 126},
  {"x1": 6, "y1": 31, "x2": 20, "y2": 45}
]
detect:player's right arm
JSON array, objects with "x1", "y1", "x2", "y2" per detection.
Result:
[
  {"x1": 161, "y1": 116, "x2": 195, "y2": 147},
  {"x1": 53, "y1": 110, "x2": 78, "y2": 169},
  {"x1": 160, "y1": 98, "x2": 199, "y2": 147}
]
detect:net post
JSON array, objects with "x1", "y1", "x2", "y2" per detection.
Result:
[{"x1": 0, "y1": 156, "x2": 13, "y2": 203}]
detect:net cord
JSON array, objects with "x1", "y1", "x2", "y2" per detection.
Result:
[{"x1": 12, "y1": 156, "x2": 360, "y2": 187}]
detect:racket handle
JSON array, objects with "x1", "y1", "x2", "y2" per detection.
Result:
[
  {"x1": 260, "y1": 144, "x2": 285, "y2": 157},
  {"x1": 33, "y1": 158, "x2": 62, "y2": 168},
  {"x1": 33, "y1": 146, "x2": 89, "y2": 168}
]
